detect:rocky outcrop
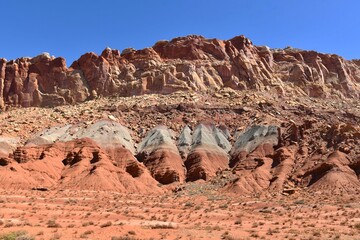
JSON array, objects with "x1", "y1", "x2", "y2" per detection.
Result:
[
  {"x1": 2, "y1": 114, "x2": 360, "y2": 195},
  {"x1": 1, "y1": 35, "x2": 359, "y2": 109},
  {"x1": 177, "y1": 125, "x2": 192, "y2": 159},
  {"x1": 58, "y1": 139, "x2": 159, "y2": 192},
  {"x1": 26, "y1": 120, "x2": 135, "y2": 154},
  {"x1": 230, "y1": 125, "x2": 279, "y2": 168},
  {"x1": 2, "y1": 136, "x2": 160, "y2": 193},
  {"x1": 184, "y1": 123, "x2": 231, "y2": 181},
  {"x1": 224, "y1": 157, "x2": 273, "y2": 196},
  {"x1": 0, "y1": 120, "x2": 160, "y2": 192},
  {"x1": 1, "y1": 54, "x2": 89, "y2": 108},
  {"x1": 137, "y1": 126, "x2": 185, "y2": 184},
  {"x1": 300, "y1": 151, "x2": 360, "y2": 194},
  {"x1": 0, "y1": 137, "x2": 20, "y2": 157},
  {"x1": 0, "y1": 138, "x2": 157, "y2": 193}
]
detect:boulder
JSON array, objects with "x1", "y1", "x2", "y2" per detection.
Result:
[{"x1": 0, "y1": 137, "x2": 20, "y2": 157}]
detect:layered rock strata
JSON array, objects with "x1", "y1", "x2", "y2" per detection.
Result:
[{"x1": 1, "y1": 35, "x2": 359, "y2": 110}]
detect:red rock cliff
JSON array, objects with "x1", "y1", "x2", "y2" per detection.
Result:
[{"x1": 1, "y1": 35, "x2": 359, "y2": 109}]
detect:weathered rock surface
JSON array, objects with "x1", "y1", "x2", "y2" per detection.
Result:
[
  {"x1": 2, "y1": 93, "x2": 360, "y2": 196},
  {"x1": 225, "y1": 131, "x2": 278, "y2": 196},
  {"x1": 0, "y1": 137, "x2": 20, "y2": 157},
  {"x1": 177, "y1": 125, "x2": 192, "y2": 160},
  {"x1": 1, "y1": 34, "x2": 359, "y2": 110},
  {"x1": 230, "y1": 125, "x2": 279, "y2": 168},
  {"x1": 184, "y1": 123, "x2": 231, "y2": 181},
  {"x1": 1, "y1": 105, "x2": 359, "y2": 196},
  {"x1": 300, "y1": 151, "x2": 360, "y2": 194},
  {"x1": 0, "y1": 120, "x2": 159, "y2": 192},
  {"x1": 1, "y1": 138, "x2": 160, "y2": 193},
  {"x1": 137, "y1": 126, "x2": 185, "y2": 184},
  {"x1": 223, "y1": 120, "x2": 360, "y2": 196},
  {"x1": 26, "y1": 120, "x2": 135, "y2": 154}
]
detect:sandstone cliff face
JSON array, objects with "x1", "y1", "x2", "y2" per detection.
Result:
[{"x1": 1, "y1": 35, "x2": 359, "y2": 109}]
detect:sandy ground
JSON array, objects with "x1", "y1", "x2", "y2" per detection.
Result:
[{"x1": 1, "y1": 189, "x2": 360, "y2": 240}]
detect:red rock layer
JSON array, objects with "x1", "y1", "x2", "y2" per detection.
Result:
[
  {"x1": 1, "y1": 35, "x2": 359, "y2": 109},
  {"x1": 136, "y1": 126, "x2": 186, "y2": 184},
  {"x1": 185, "y1": 147, "x2": 229, "y2": 181},
  {"x1": 0, "y1": 138, "x2": 161, "y2": 193}
]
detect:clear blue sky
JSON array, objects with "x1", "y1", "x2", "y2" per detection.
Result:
[{"x1": 1, "y1": 0, "x2": 359, "y2": 65}]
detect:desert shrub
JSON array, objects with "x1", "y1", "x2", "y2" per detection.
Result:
[
  {"x1": 3, "y1": 222, "x2": 14, "y2": 228},
  {"x1": 111, "y1": 237, "x2": 136, "y2": 240},
  {"x1": 47, "y1": 219, "x2": 61, "y2": 228},
  {"x1": 0, "y1": 231, "x2": 34, "y2": 240},
  {"x1": 354, "y1": 223, "x2": 360, "y2": 230},
  {"x1": 150, "y1": 223, "x2": 176, "y2": 229},
  {"x1": 100, "y1": 221, "x2": 112, "y2": 228},
  {"x1": 294, "y1": 200, "x2": 305, "y2": 205},
  {"x1": 219, "y1": 204, "x2": 228, "y2": 209}
]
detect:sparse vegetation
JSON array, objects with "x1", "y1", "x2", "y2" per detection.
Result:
[
  {"x1": 49, "y1": 233, "x2": 61, "y2": 240},
  {"x1": 67, "y1": 223, "x2": 75, "y2": 228},
  {"x1": 82, "y1": 221, "x2": 94, "y2": 227},
  {"x1": 111, "y1": 237, "x2": 136, "y2": 240},
  {"x1": 150, "y1": 223, "x2": 176, "y2": 229},
  {"x1": 354, "y1": 223, "x2": 360, "y2": 230},
  {"x1": 234, "y1": 219, "x2": 242, "y2": 225},
  {"x1": 100, "y1": 221, "x2": 112, "y2": 228},
  {"x1": 80, "y1": 230, "x2": 94, "y2": 238},
  {"x1": 0, "y1": 231, "x2": 34, "y2": 240},
  {"x1": 219, "y1": 204, "x2": 228, "y2": 209},
  {"x1": 1, "y1": 179, "x2": 360, "y2": 239},
  {"x1": 294, "y1": 200, "x2": 305, "y2": 205},
  {"x1": 3, "y1": 222, "x2": 14, "y2": 228},
  {"x1": 47, "y1": 219, "x2": 61, "y2": 228}
]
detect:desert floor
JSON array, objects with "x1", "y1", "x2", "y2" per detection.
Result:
[{"x1": 1, "y1": 188, "x2": 360, "y2": 240}]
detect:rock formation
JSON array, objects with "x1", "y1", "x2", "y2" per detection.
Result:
[
  {"x1": 230, "y1": 125, "x2": 279, "y2": 169},
  {"x1": 224, "y1": 126, "x2": 280, "y2": 195},
  {"x1": 184, "y1": 123, "x2": 231, "y2": 181},
  {"x1": 1, "y1": 35, "x2": 360, "y2": 110},
  {"x1": 26, "y1": 120, "x2": 135, "y2": 154},
  {"x1": 300, "y1": 151, "x2": 360, "y2": 194},
  {"x1": 0, "y1": 137, "x2": 19, "y2": 157},
  {"x1": 1, "y1": 121, "x2": 160, "y2": 192},
  {"x1": 137, "y1": 126, "x2": 185, "y2": 184},
  {"x1": 177, "y1": 125, "x2": 192, "y2": 160},
  {"x1": 1, "y1": 114, "x2": 360, "y2": 196}
]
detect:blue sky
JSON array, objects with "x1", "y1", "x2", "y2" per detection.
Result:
[{"x1": 1, "y1": 0, "x2": 359, "y2": 65}]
